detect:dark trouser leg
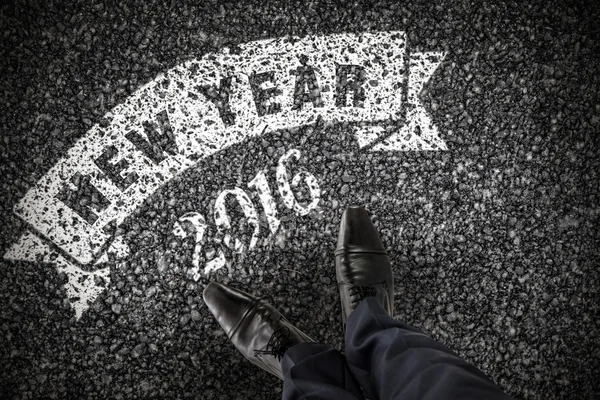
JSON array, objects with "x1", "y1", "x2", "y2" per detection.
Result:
[
  {"x1": 345, "y1": 297, "x2": 514, "y2": 400},
  {"x1": 281, "y1": 342, "x2": 365, "y2": 400}
]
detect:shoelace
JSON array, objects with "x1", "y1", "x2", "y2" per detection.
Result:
[
  {"x1": 349, "y1": 285, "x2": 378, "y2": 306},
  {"x1": 348, "y1": 281, "x2": 389, "y2": 306},
  {"x1": 253, "y1": 326, "x2": 293, "y2": 360}
]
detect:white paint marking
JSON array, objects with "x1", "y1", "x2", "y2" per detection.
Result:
[
  {"x1": 276, "y1": 149, "x2": 321, "y2": 216},
  {"x1": 371, "y1": 52, "x2": 447, "y2": 151},
  {"x1": 4, "y1": 31, "x2": 447, "y2": 319},
  {"x1": 214, "y1": 188, "x2": 261, "y2": 252},
  {"x1": 4, "y1": 230, "x2": 110, "y2": 320},
  {"x1": 248, "y1": 170, "x2": 281, "y2": 234},
  {"x1": 354, "y1": 125, "x2": 388, "y2": 149},
  {"x1": 10, "y1": 31, "x2": 443, "y2": 267},
  {"x1": 173, "y1": 212, "x2": 209, "y2": 280}
]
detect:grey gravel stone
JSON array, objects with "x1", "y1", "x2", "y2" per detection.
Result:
[
  {"x1": 180, "y1": 313, "x2": 191, "y2": 326},
  {"x1": 191, "y1": 309, "x2": 202, "y2": 322},
  {"x1": 111, "y1": 303, "x2": 122, "y2": 314},
  {"x1": 0, "y1": 1, "x2": 599, "y2": 399}
]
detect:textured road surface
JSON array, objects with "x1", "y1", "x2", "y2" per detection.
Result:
[{"x1": 1, "y1": 0, "x2": 599, "y2": 399}]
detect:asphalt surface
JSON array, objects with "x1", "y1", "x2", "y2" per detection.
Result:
[{"x1": 1, "y1": 0, "x2": 599, "y2": 399}]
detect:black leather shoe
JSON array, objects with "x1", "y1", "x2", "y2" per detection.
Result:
[
  {"x1": 203, "y1": 282, "x2": 314, "y2": 380},
  {"x1": 335, "y1": 206, "x2": 394, "y2": 332}
]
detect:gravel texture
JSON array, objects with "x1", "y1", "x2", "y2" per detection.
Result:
[{"x1": 1, "y1": 0, "x2": 599, "y2": 399}]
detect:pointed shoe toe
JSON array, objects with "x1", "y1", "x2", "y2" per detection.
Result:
[
  {"x1": 203, "y1": 282, "x2": 260, "y2": 338},
  {"x1": 336, "y1": 205, "x2": 386, "y2": 253},
  {"x1": 204, "y1": 282, "x2": 314, "y2": 380}
]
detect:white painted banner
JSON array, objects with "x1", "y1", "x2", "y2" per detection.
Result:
[{"x1": 4, "y1": 31, "x2": 447, "y2": 319}]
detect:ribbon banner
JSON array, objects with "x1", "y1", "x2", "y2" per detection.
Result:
[{"x1": 5, "y1": 31, "x2": 447, "y2": 319}]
